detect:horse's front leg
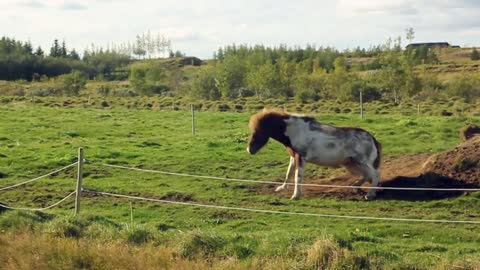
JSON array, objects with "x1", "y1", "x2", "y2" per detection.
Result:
[
  {"x1": 276, "y1": 156, "x2": 295, "y2": 192},
  {"x1": 291, "y1": 155, "x2": 305, "y2": 200}
]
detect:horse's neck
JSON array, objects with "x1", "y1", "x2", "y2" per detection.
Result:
[{"x1": 267, "y1": 116, "x2": 291, "y2": 147}]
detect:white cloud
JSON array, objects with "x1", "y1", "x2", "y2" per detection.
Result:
[
  {"x1": 0, "y1": 0, "x2": 479, "y2": 58},
  {"x1": 337, "y1": 0, "x2": 417, "y2": 16}
]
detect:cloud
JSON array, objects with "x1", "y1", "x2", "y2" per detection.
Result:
[
  {"x1": 2, "y1": 0, "x2": 480, "y2": 58},
  {"x1": 337, "y1": 0, "x2": 417, "y2": 16},
  {"x1": 20, "y1": 0, "x2": 46, "y2": 8},
  {"x1": 61, "y1": 2, "x2": 87, "y2": 11}
]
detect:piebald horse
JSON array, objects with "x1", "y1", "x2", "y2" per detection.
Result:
[{"x1": 247, "y1": 109, "x2": 381, "y2": 200}]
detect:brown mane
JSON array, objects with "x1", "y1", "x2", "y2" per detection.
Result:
[{"x1": 248, "y1": 109, "x2": 290, "y2": 131}]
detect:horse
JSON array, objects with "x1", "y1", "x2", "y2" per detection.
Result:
[{"x1": 247, "y1": 109, "x2": 381, "y2": 200}]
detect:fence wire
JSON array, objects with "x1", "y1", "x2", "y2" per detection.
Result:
[
  {"x1": 0, "y1": 191, "x2": 76, "y2": 211},
  {"x1": 83, "y1": 189, "x2": 480, "y2": 224},
  {"x1": 0, "y1": 162, "x2": 78, "y2": 192},
  {"x1": 100, "y1": 163, "x2": 480, "y2": 192}
]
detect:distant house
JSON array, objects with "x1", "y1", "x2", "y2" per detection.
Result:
[
  {"x1": 179, "y1": 57, "x2": 202, "y2": 66},
  {"x1": 406, "y1": 42, "x2": 451, "y2": 50}
]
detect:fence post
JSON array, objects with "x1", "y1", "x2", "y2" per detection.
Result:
[
  {"x1": 191, "y1": 104, "x2": 196, "y2": 135},
  {"x1": 75, "y1": 147, "x2": 84, "y2": 215},
  {"x1": 360, "y1": 90, "x2": 364, "y2": 120},
  {"x1": 417, "y1": 103, "x2": 420, "y2": 116}
]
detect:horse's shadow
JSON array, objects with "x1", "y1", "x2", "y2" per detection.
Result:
[{"x1": 376, "y1": 172, "x2": 478, "y2": 201}]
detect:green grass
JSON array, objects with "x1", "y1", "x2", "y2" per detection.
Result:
[{"x1": 1, "y1": 105, "x2": 480, "y2": 269}]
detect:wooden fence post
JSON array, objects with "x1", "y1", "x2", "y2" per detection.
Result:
[
  {"x1": 360, "y1": 90, "x2": 364, "y2": 120},
  {"x1": 191, "y1": 104, "x2": 196, "y2": 135},
  {"x1": 75, "y1": 147, "x2": 84, "y2": 215}
]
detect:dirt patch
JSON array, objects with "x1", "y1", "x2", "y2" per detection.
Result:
[
  {"x1": 422, "y1": 136, "x2": 480, "y2": 185},
  {"x1": 255, "y1": 135, "x2": 480, "y2": 201}
]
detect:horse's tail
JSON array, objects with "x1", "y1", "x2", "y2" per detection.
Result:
[{"x1": 372, "y1": 136, "x2": 382, "y2": 169}]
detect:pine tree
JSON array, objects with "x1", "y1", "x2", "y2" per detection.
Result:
[
  {"x1": 23, "y1": 41, "x2": 33, "y2": 54},
  {"x1": 34, "y1": 46, "x2": 44, "y2": 57},
  {"x1": 69, "y1": 49, "x2": 80, "y2": 60},
  {"x1": 61, "y1": 40, "x2": 67, "y2": 57},
  {"x1": 50, "y1": 39, "x2": 61, "y2": 57}
]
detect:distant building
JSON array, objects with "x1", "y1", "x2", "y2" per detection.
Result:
[
  {"x1": 406, "y1": 42, "x2": 452, "y2": 50},
  {"x1": 179, "y1": 57, "x2": 202, "y2": 66}
]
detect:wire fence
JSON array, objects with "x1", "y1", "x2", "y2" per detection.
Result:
[
  {"x1": 1, "y1": 149, "x2": 479, "y2": 225},
  {"x1": 0, "y1": 162, "x2": 77, "y2": 191},
  {"x1": 0, "y1": 191, "x2": 75, "y2": 211},
  {"x1": 100, "y1": 163, "x2": 480, "y2": 192},
  {"x1": 83, "y1": 189, "x2": 480, "y2": 224},
  {"x1": 0, "y1": 162, "x2": 78, "y2": 211}
]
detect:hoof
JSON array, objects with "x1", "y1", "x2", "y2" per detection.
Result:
[
  {"x1": 275, "y1": 185, "x2": 286, "y2": 192},
  {"x1": 355, "y1": 188, "x2": 366, "y2": 195},
  {"x1": 364, "y1": 193, "x2": 377, "y2": 200},
  {"x1": 290, "y1": 194, "x2": 301, "y2": 200}
]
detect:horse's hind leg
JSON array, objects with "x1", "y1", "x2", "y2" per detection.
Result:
[
  {"x1": 358, "y1": 163, "x2": 380, "y2": 200},
  {"x1": 365, "y1": 166, "x2": 380, "y2": 200},
  {"x1": 276, "y1": 156, "x2": 295, "y2": 192},
  {"x1": 347, "y1": 159, "x2": 380, "y2": 199},
  {"x1": 345, "y1": 163, "x2": 367, "y2": 194}
]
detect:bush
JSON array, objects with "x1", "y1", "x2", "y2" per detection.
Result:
[
  {"x1": 295, "y1": 89, "x2": 316, "y2": 103},
  {"x1": 447, "y1": 73, "x2": 480, "y2": 101},
  {"x1": 178, "y1": 231, "x2": 225, "y2": 259},
  {"x1": 31, "y1": 87, "x2": 63, "y2": 97},
  {"x1": 129, "y1": 62, "x2": 169, "y2": 95},
  {"x1": 305, "y1": 235, "x2": 372, "y2": 270},
  {"x1": 59, "y1": 70, "x2": 87, "y2": 96},
  {"x1": 0, "y1": 211, "x2": 54, "y2": 231},
  {"x1": 191, "y1": 68, "x2": 221, "y2": 100},
  {"x1": 471, "y1": 48, "x2": 480, "y2": 61},
  {"x1": 96, "y1": 85, "x2": 111, "y2": 97},
  {"x1": 113, "y1": 88, "x2": 137, "y2": 97},
  {"x1": 125, "y1": 227, "x2": 153, "y2": 245}
]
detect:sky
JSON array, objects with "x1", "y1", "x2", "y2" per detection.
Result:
[{"x1": 1, "y1": 0, "x2": 480, "y2": 59}]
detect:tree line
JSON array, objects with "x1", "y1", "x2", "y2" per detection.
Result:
[
  {"x1": 188, "y1": 39, "x2": 449, "y2": 102},
  {"x1": 0, "y1": 32, "x2": 175, "y2": 81}
]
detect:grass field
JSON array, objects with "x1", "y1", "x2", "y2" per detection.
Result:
[{"x1": 1, "y1": 105, "x2": 480, "y2": 269}]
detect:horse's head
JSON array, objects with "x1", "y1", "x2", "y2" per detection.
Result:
[
  {"x1": 247, "y1": 127, "x2": 269, "y2": 155},
  {"x1": 247, "y1": 109, "x2": 288, "y2": 155}
]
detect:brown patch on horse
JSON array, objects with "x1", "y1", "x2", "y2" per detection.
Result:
[
  {"x1": 248, "y1": 109, "x2": 289, "y2": 131},
  {"x1": 248, "y1": 109, "x2": 292, "y2": 148},
  {"x1": 286, "y1": 146, "x2": 296, "y2": 157}
]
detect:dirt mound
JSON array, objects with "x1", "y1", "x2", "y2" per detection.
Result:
[
  {"x1": 460, "y1": 125, "x2": 480, "y2": 142},
  {"x1": 256, "y1": 134, "x2": 480, "y2": 201},
  {"x1": 422, "y1": 135, "x2": 480, "y2": 185}
]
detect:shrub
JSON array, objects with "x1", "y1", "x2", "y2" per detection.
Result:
[
  {"x1": 59, "y1": 70, "x2": 87, "y2": 96},
  {"x1": 471, "y1": 48, "x2": 480, "y2": 60},
  {"x1": 129, "y1": 62, "x2": 169, "y2": 95},
  {"x1": 295, "y1": 89, "x2": 316, "y2": 103},
  {"x1": 178, "y1": 231, "x2": 225, "y2": 259},
  {"x1": 447, "y1": 73, "x2": 480, "y2": 102},
  {"x1": 305, "y1": 235, "x2": 372, "y2": 270},
  {"x1": 96, "y1": 85, "x2": 111, "y2": 97},
  {"x1": 125, "y1": 227, "x2": 153, "y2": 245},
  {"x1": 0, "y1": 211, "x2": 54, "y2": 231}
]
